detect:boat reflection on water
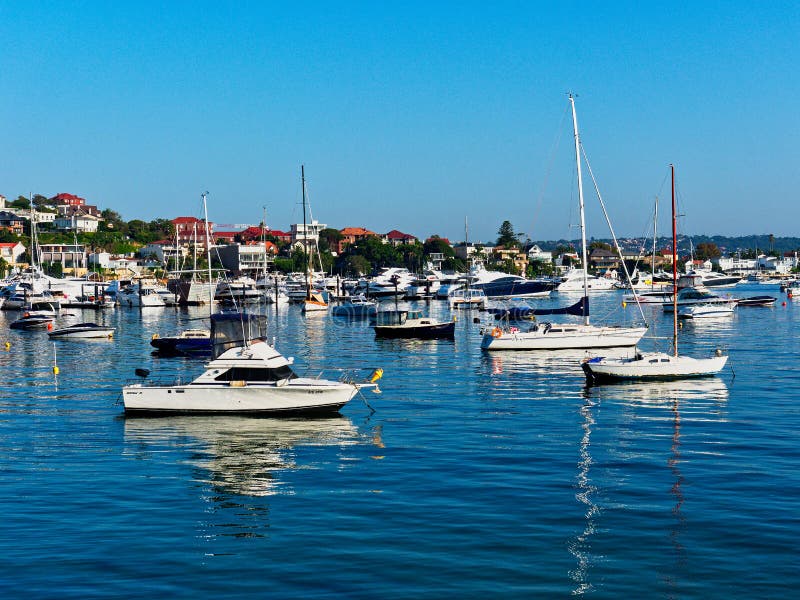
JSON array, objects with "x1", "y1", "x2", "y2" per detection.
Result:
[
  {"x1": 583, "y1": 375, "x2": 730, "y2": 406},
  {"x1": 123, "y1": 415, "x2": 364, "y2": 497},
  {"x1": 569, "y1": 376, "x2": 728, "y2": 594},
  {"x1": 484, "y1": 347, "x2": 636, "y2": 377}
]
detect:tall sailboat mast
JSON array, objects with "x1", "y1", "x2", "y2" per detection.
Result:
[
  {"x1": 569, "y1": 94, "x2": 590, "y2": 325},
  {"x1": 201, "y1": 191, "x2": 214, "y2": 316},
  {"x1": 301, "y1": 165, "x2": 310, "y2": 301},
  {"x1": 671, "y1": 165, "x2": 678, "y2": 356}
]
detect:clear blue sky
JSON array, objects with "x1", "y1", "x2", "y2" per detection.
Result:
[{"x1": 1, "y1": 1, "x2": 797, "y2": 243}]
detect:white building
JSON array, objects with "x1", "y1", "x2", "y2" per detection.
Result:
[
  {"x1": 526, "y1": 244, "x2": 552, "y2": 263},
  {"x1": 290, "y1": 219, "x2": 326, "y2": 250},
  {"x1": 217, "y1": 243, "x2": 276, "y2": 276},
  {"x1": 0, "y1": 241, "x2": 26, "y2": 264},
  {"x1": 54, "y1": 213, "x2": 100, "y2": 233},
  {"x1": 139, "y1": 241, "x2": 187, "y2": 265},
  {"x1": 39, "y1": 244, "x2": 87, "y2": 273}
]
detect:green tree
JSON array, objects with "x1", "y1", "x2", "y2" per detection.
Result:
[
  {"x1": 9, "y1": 195, "x2": 31, "y2": 209},
  {"x1": 695, "y1": 242, "x2": 721, "y2": 260},
  {"x1": 589, "y1": 241, "x2": 613, "y2": 252},
  {"x1": 318, "y1": 228, "x2": 343, "y2": 253},
  {"x1": 423, "y1": 236, "x2": 455, "y2": 258},
  {"x1": 101, "y1": 209, "x2": 126, "y2": 232},
  {"x1": 344, "y1": 255, "x2": 371, "y2": 276},
  {"x1": 496, "y1": 220, "x2": 519, "y2": 248},
  {"x1": 32, "y1": 194, "x2": 51, "y2": 208}
]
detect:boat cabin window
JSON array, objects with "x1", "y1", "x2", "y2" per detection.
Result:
[{"x1": 214, "y1": 366, "x2": 297, "y2": 382}]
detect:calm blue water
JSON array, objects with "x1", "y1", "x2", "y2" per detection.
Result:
[{"x1": 1, "y1": 285, "x2": 798, "y2": 598}]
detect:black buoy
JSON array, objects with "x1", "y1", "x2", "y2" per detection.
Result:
[
  {"x1": 473, "y1": 317, "x2": 480, "y2": 324},
  {"x1": 135, "y1": 368, "x2": 150, "y2": 379}
]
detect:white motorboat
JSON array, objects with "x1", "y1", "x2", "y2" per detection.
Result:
[
  {"x1": 48, "y1": 323, "x2": 115, "y2": 339},
  {"x1": 117, "y1": 283, "x2": 167, "y2": 307},
  {"x1": 465, "y1": 263, "x2": 555, "y2": 299},
  {"x1": 122, "y1": 313, "x2": 381, "y2": 415},
  {"x1": 554, "y1": 268, "x2": 617, "y2": 292},
  {"x1": 582, "y1": 165, "x2": 729, "y2": 382},
  {"x1": 623, "y1": 290, "x2": 673, "y2": 304},
  {"x1": 662, "y1": 286, "x2": 734, "y2": 313},
  {"x1": 677, "y1": 302, "x2": 736, "y2": 319},
  {"x1": 680, "y1": 270, "x2": 742, "y2": 288},
  {"x1": 448, "y1": 288, "x2": 488, "y2": 309},
  {"x1": 331, "y1": 294, "x2": 377, "y2": 317},
  {"x1": 481, "y1": 95, "x2": 647, "y2": 351},
  {"x1": 357, "y1": 267, "x2": 416, "y2": 298}
]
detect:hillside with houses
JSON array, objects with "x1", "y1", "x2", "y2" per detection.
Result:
[{"x1": 0, "y1": 192, "x2": 798, "y2": 280}]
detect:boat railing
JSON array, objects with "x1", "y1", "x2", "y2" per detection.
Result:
[
  {"x1": 124, "y1": 375, "x2": 188, "y2": 388},
  {"x1": 312, "y1": 368, "x2": 383, "y2": 385}
]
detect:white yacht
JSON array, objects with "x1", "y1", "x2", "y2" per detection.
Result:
[
  {"x1": 357, "y1": 268, "x2": 416, "y2": 298},
  {"x1": 680, "y1": 270, "x2": 742, "y2": 288},
  {"x1": 662, "y1": 286, "x2": 735, "y2": 313},
  {"x1": 466, "y1": 262, "x2": 555, "y2": 299},
  {"x1": 554, "y1": 268, "x2": 617, "y2": 292},
  {"x1": 117, "y1": 283, "x2": 167, "y2": 307},
  {"x1": 123, "y1": 313, "x2": 381, "y2": 415}
]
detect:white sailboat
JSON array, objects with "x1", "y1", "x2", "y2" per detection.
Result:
[
  {"x1": 299, "y1": 166, "x2": 329, "y2": 313},
  {"x1": 481, "y1": 94, "x2": 647, "y2": 351},
  {"x1": 582, "y1": 165, "x2": 729, "y2": 382}
]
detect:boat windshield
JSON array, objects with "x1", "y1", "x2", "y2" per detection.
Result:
[{"x1": 214, "y1": 366, "x2": 297, "y2": 382}]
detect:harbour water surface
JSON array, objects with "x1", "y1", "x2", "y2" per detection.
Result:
[{"x1": 1, "y1": 286, "x2": 798, "y2": 598}]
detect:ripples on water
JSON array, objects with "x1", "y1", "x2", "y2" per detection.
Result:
[{"x1": 0, "y1": 288, "x2": 798, "y2": 598}]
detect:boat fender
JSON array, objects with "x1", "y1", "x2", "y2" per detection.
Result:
[
  {"x1": 152, "y1": 333, "x2": 159, "y2": 340},
  {"x1": 369, "y1": 368, "x2": 384, "y2": 383},
  {"x1": 491, "y1": 327, "x2": 502, "y2": 338}
]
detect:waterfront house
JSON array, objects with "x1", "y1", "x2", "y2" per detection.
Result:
[
  {"x1": 589, "y1": 247, "x2": 619, "y2": 270},
  {"x1": 0, "y1": 241, "x2": 26, "y2": 264},
  {"x1": 338, "y1": 227, "x2": 378, "y2": 253},
  {"x1": 54, "y1": 212, "x2": 100, "y2": 233},
  {"x1": 382, "y1": 229, "x2": 417, "y2": 247},
  {"x1": 490, "y1": 245, "x2": 529, "y2": 274},
  {"x1": 0, "y1": 211, "x2": 26, "y2": 235},
  {"x1": 526, "y1": 244, "x2": 552, "y2": 264},
  {"x1": 217, "y1": 242, "x2": 278, "y2": 276},
  {"x1": 171, "y1": 217, "x2": 214, "y2": 248},
  {"x1": 39, "y1": 243, "x2": 88, "y2": 275},
  {"x1": 291, "y1": 220, "x2": 326, "y2": 250}
]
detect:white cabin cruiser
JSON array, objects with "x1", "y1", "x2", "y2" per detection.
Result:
[{"x1": 123, "y1": 313, "x2": 381, "y2": 415}]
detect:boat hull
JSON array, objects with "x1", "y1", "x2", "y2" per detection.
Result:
[
  {"x1": 481, "y1": 325, "x2": 647, "y2": 350},
  {"x1": 122, "y1": 379, "x2": 362, "y2": 415},
  {"x1": 582, "y1": 354, "x2": 728, "y2": 381},
  {"x1": 48, "y1": 327, "x2": 115, "y2": 339},
  {"x1": 373, "y1": 322, "x2": 455, "y2": 339}
]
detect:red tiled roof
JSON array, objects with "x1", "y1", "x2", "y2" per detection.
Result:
[
  {"x1": 171, "y1": 216, "x2": 206, "y2": 224},
  {"x1": 340, "y1": 227, "x2": 376, "y2": 236},
  {"x1": 426, "y1": 237, "x2": 451, "y2": 245},
  {"x1": 385, "y1": 229, "x2": 415, "y2": 239},
  {"x1": 51, "y1": 192, "x2": 85, "y2": 202},
  {"x1": 0, "y1": 242, "x2": 21, "y2": 248}
]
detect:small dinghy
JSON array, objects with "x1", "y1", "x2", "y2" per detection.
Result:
[
  {"x1": 10, "y1": 314, "x2": 55, "y2": 330},
  {"x1": 48, "y1": 323, "x2": 115, "y2": 339},
  {"x1": 735, "y1": 295, "x2": 776, "y2": 307}
]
